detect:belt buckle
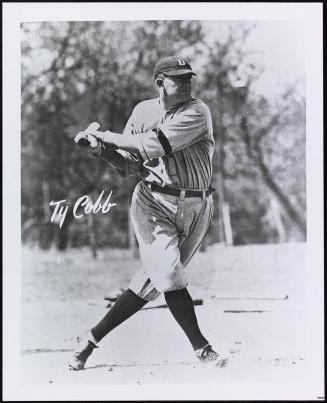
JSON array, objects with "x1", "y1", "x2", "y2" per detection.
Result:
[{"x1": 202, "y1": 190, "x2": 206, "y2": 200}]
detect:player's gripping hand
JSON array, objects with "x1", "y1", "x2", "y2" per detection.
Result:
[
  {"x1": 74, "y1": 131, "x2": 102, "y2": 156},
  {"x1": 74, "y1": 122, "x2": 102, "y2": 156}
]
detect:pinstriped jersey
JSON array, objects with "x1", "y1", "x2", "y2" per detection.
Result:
[{"x1": 123, "y1": 97, "x2": 215, "y2": 190}]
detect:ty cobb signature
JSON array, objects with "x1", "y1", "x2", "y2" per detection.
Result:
[{"x1": 49, "y1": 190, "x2": 116, "y2": 228}]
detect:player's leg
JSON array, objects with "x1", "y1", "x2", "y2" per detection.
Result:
[
  {"x1": 90, "y1": 289, "x2": 148, "y2": 342},
  {"x1": 86, "y1": 180, "x2": 167, "y2": 345},
  {"x1": 164, "y1": 195, "x2": 227, "y2": 366},
  {"x1": 164, "y1": 287, "x2": 227, "y2": 366},
  {"x1": 69, "y1": 290, "x2": 148, "y2": 370},
  {"x1": 130, "y1": 185, "x2": 208, "y2": 351},
  {"x1": 75, "y1": 182, "x2": 180, "y2": 350},
  {"x1": 164, "y1": 287, "x2": 208, "y2": 350},
  {"x1": 163, "y1": 196, "x2": 212, "y2": 350},
  {"x1": 69, "y1": 183, "x2": 160, "y2": 370}
]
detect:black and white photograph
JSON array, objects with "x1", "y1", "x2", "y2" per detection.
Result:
[{"x1": 3, "y1": 2, "x2": 324, "y2": 401}]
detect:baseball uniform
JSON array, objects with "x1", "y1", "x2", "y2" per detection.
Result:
[{"x1": 120, "y1": 97, "x2": 215, "y2": 301}]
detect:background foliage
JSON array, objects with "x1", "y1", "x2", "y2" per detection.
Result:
[{"x1": 21, "y1": 21, "x2": 306, "y2": 252}]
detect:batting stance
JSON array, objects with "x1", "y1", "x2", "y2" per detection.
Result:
[{"x1": 70, "y1": 56, "x2": 228, "y2": 370}]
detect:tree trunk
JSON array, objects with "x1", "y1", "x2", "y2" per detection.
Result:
[
  {"x1": 269, "y1": 198, "x2": 286, "y2": 243},
  {"x1": 256, "y1": 152, "x2": 306, "y2": 235},
  {"x1": 216, "y1": 170, "x2": 226, "y2": 243},
  {"x1": 42, "y1": 180, "x2": 51, "y2": 223},
  {"x1": 222, "y1": 202, "x2": 233, "y2": 245},
  {"x1": 87, "y1": 214, "x2": 97, "y2": 259},
  {"x1": 241, "y1": 115, "x2": 306, "y2": 236},
  {"x1": 214, "y1": 123, "x2": 227, "y2": 244}
]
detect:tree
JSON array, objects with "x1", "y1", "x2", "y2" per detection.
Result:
[
  {"x1": 21, "y1": 20, "x2": 206, "y2": 251},
  {"x1": 21, "y1": 20, "x2": 306, "y2": 251},
  {"x1": 199, "y1": 22, "x2": 305, "y2": 243}
]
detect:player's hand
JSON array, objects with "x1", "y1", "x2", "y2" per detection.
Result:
[
  {"x1": 74, "y1": 131, "x2": 102, "y2": 156},
  {"x1": 81, "y1": 121, "x2": 104, "y2": 142},
  {"x1": 74, "y1": 131, "x2": 99, "y2": 147},
  {"x1": 83, "y1": 129, "x2": 106, "y2": 142}
]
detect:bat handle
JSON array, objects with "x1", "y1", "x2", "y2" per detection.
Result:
[{"x1": 86, "y1": 122, "x2": 101, "y2": 132}]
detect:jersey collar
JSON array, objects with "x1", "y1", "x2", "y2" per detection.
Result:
[{"x1": 158, "y1": 96, "x2": 194, "y2": 114}]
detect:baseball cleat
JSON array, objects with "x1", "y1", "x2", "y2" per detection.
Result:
[
  {"x1": 195, "y1": 344, "x2": 228, "y2": 367},
  {"x1": 68, "y1": 334, "x2": 98, "y2": 371}
]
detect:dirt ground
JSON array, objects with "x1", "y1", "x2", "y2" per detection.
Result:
[{"x1": 16, "y1": 243, "x2": 324, "y2": 400}]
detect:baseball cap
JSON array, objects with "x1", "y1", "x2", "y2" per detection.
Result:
[{"x1": 154, "y1": 56, "x2": 196, "y2": 77}]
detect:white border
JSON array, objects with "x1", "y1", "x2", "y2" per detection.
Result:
[
  {"x1": 3, "y1": 2, "x2": 324, "y2": 401},
  {"x1": 2, "y1": 2, "x2": 322, "y2": 22}
]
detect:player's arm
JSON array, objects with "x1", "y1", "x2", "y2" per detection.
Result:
[
  {"x1": 88, "y1": 108, "x2": 210, "y2": 161},
  {"x1": 99, "y1": 145, "x2": 143, "y2": 177},
  {"x1": 94, "y1": 131, "x2": 142, "y2": 155},
  {"x1": 74, "y1": 126, "x2": 142, "y2": 177},
  {"x1": 90, "y1": 105, "x2": 145, "y2": 175}
]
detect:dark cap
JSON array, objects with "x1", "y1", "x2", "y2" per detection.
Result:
[{"x1": 154, "y1": 56, "x2": 196, "y2": 77}]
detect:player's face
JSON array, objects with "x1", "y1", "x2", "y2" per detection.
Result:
[{"x1": 162, "y1": 74, "x2": 193, "y2": 101}]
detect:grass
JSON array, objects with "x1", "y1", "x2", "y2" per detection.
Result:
[{"x1": 21, "y1": 242, "x2": 306, "y2": 302}]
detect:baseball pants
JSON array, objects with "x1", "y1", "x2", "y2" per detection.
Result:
[{"x1": 129, "y1": 180, "x2": 213, "y2": 301}]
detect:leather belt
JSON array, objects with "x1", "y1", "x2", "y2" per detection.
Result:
[{"x1": 144, "y1": 181, "x2": 215, "y2": 199}]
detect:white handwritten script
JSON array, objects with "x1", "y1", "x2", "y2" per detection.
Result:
[{"x1": 49, "y1": 190, "x2": 117, "y2": 228}]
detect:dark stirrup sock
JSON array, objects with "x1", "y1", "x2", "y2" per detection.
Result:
[
  {"x1": 164, "y1": 287, "x2": 209, "y2": 351},
  {"x1": 91, "y1": 289, "x2": 148, "y2": 343}
]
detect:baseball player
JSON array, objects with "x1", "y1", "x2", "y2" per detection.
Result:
[{"x1": 70, "y1": 56, "x2": 228, "y2": 370}]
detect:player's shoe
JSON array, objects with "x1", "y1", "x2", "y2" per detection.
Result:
[
  {"x1": 68, "y1": 332, "x2": 98, "y2": 371},
  {"x1": 195, "y1": 344, "x2": 228, "y2": 367}
]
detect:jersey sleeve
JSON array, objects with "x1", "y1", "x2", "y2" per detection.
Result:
[
  {"x1": 138, "y1": 106, "x2": 210, "y2": 161},
  {"x1": 123, "y1": 114, "x2": 135, "y2": 135},
  {"x1": 123, "y1": 105, "x2": 140, "y2": 135}
]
